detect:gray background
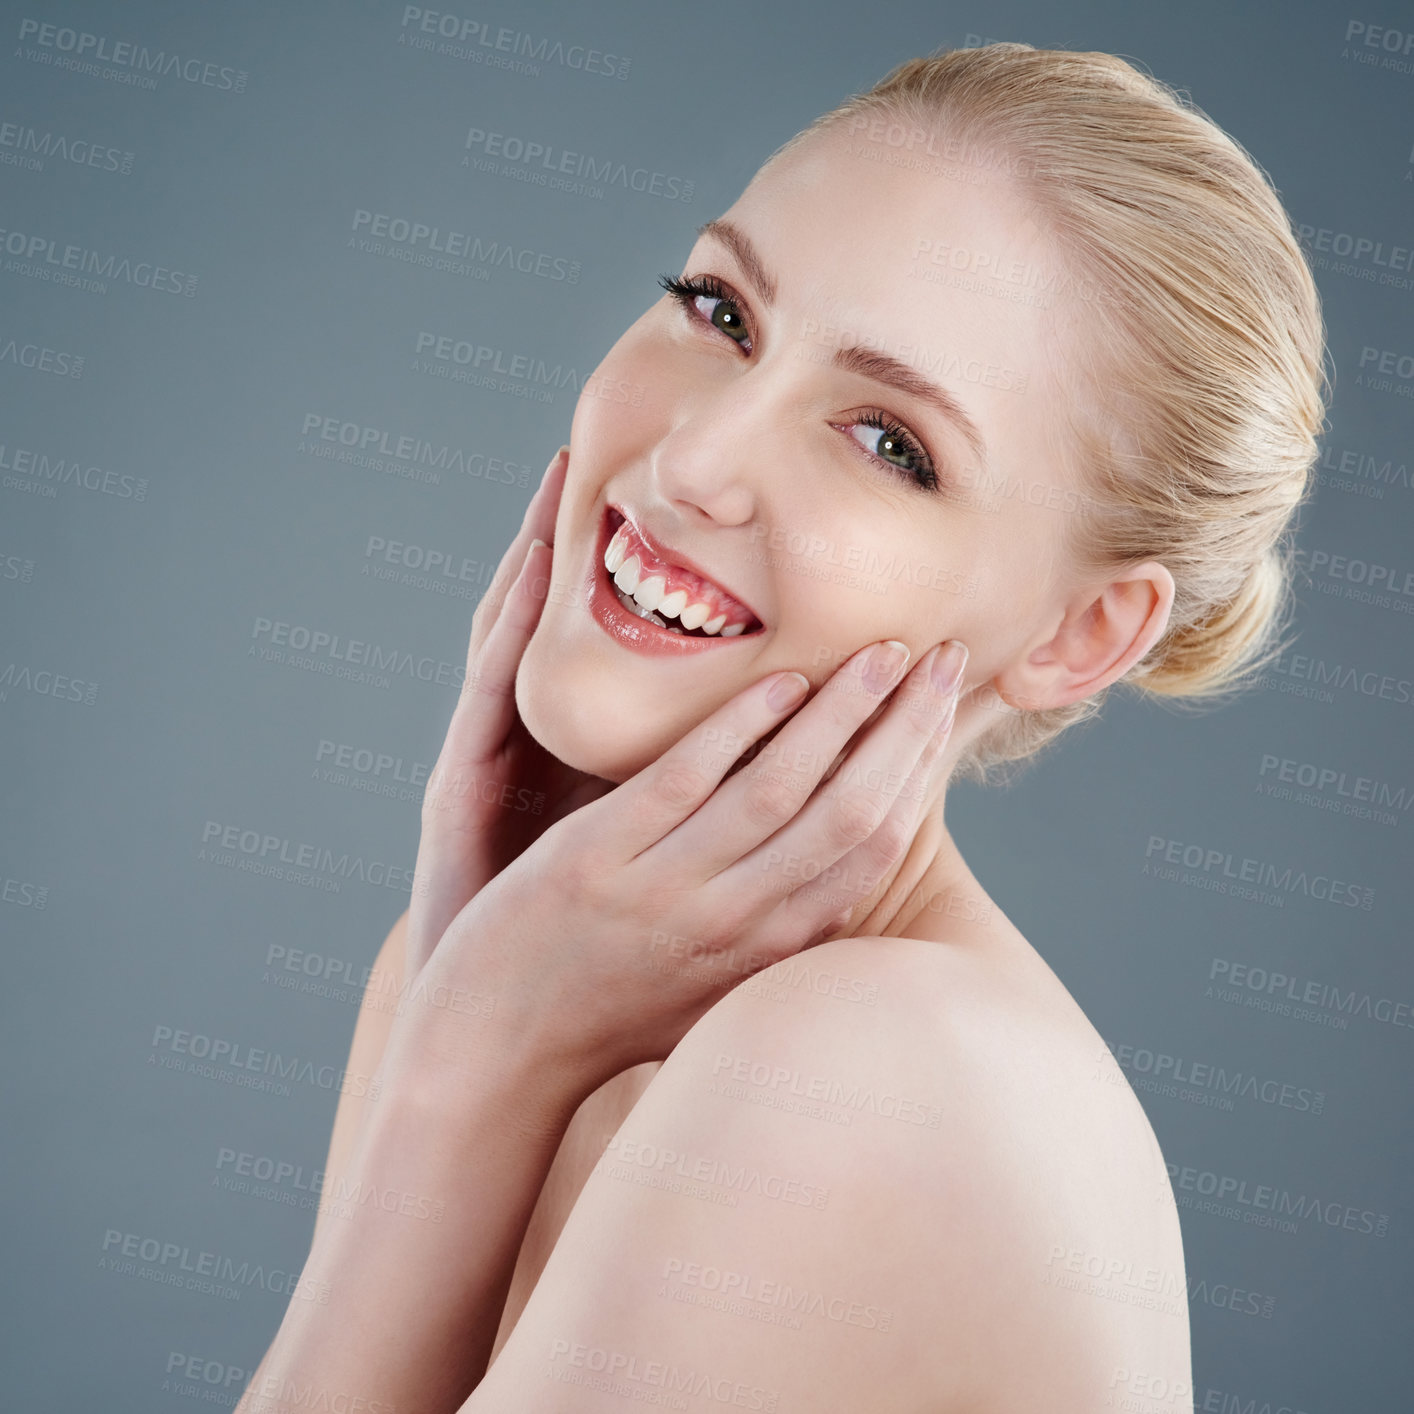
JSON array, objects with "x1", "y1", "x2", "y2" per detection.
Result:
[{"x1": 1, "y1": 0, "x2": 1410, "y2": 1408}]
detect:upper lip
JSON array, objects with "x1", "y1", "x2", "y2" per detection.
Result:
[{"x1": 609, "y1": 504, "x2": 765, "y2": 629}]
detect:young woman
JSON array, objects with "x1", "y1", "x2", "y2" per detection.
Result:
[{"x1": 239, "y1": 42, "x2": 1326, "y2": 1414}]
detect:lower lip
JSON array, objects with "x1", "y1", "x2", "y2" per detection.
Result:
[{"x1": 586, "y1": 507, "x2": 763, "y2": 657}]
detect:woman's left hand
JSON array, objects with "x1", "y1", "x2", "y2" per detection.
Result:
[
  {"x1": 405, "y1": 446, "x2": 614, "y2": 983},
  {"x1": 382, "y1": 636, "x2": 967, "y2": 1098}
]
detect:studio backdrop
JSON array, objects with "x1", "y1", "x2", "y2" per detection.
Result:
[{"x1": 1, "y1": 1, "x2": 1410, "y2": 1409}]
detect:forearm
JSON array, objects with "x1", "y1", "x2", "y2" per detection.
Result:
[{"x1": 236, "y1": 1018, "x2": 589, "y2": 1414}]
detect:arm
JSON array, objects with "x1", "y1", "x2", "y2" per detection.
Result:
[
  {"x1": 236, "y1": 968, "x2": 594, "y2": 1414},
  {"x1": 237, "y1": 449, "x2": 608, "y2": 1402},
  {"x1": 307, "y1": 908, "x2": 407, "y2": 1255}
]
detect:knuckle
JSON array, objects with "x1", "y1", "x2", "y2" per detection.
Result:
[
  {"x1": 898, "y1": 686, "x2": 939, "y2": 738},
  {"x1": 825, "y1": 788, "x2": 886, "y2": 848},
  {"x1": 469, "y1": 595, "x2": 498, "y2": 636},
  {"x1": 463, "y1": 668, "x2": 512, "y2": 703},
  {"x1": 420, "y1": 770, "x2": 466, "y2": 823},
  {"x1": 741, "y1": 774, "x2": 801, "y2": 827},
  {"x1": 867, "y1": 809, "x2": 912, "y2": 863},
  {"x1": 825, "y1": 678, "x2": 872, "y2": 731},
  {"x1": 649, "y1": 761, "x2": 710, "y2": 810}
]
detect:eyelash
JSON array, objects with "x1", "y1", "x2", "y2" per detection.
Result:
[{"x1": 656, "y1": 271, "x2": 943, "y2": 494}]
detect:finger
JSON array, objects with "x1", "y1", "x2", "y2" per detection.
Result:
[
  {"x1": 467, "y1": 446, "x2": 568, "y2": 660},
  {"x1": 646, "y1": 639, "x2": 914, "y2": 880},
  {"x1": 468, "y1": 444, "x2": 566, "y2": 649},
  {"x1": 722, "y1": 640, "x2": 964, "y2": 908},
  {"x1": 756, "y1": 661, "x2": 963, "y2": 953},
  {"x1": 428, "y1": 538, "x2": 552, "y2": 808},
  {"x1": 414, "y1": 540, "x2": 549, "y2": 973},
  {"x1": 600, "y1": 667, "x2": 815, "y2": 859}
]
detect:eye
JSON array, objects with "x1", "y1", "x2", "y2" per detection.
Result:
[
  {"x1": 844, "y1": 412, "x2": 940, "y2": 493},
  {"x1": 657, "y1": 271, "x2": 752, "y2": 350},
  {"x1": 656, "y1": 269, "x2": 943, "y2": 494}
]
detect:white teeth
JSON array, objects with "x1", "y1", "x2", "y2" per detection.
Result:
[
  {"x1": 604, "y1": 528, "x2": 629, "y2": 574},
  {"x1": 603, "y1": 517, "x2": 759, "y2": 637},
  {"x1": 632, "y1": 574, "x2": 667, "y2": 613},
  {"x1": 613, "y1": 554, "x2": 641, "y2": 596},
  {"x1": 614, "y1": 582, "x2": 668, "y2": 625}
]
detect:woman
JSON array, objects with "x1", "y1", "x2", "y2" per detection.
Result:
[{"x1": 239, "y1": 42, "x2": 1326, "y2": 1414}]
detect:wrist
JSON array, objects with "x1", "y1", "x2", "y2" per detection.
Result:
[{"x1": 376, "y1": 966, "x2": 596, "y2": 1133}]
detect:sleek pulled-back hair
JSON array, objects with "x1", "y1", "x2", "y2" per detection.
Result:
[{"x1": 763, "y1": 42, "x2": 1330, "y2": 787}]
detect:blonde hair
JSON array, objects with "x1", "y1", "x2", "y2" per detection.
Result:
[{"x1": 765, "y1": 43, "x2": 1331, "y2": 787}]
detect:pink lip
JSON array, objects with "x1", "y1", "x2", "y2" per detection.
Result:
[{"x1": 586, "y1": 504, "x2": 765, "y2": 656}]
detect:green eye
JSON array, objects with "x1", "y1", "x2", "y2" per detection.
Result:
[{"x1": 659, "y1": 271, "x2": 752, "y2": 348}]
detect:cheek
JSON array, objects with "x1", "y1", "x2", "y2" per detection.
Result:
[
  {"x1": 775, "y1": 563, "x2": 901, "y2": 682},
  {"x1": 577, "y1": 314, "x2": 684, "y2": 421},
  {"x1": 940, "y1": 546, "x2": 1053, "y2": 688}
]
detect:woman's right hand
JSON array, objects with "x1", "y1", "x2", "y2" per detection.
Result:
[{"x1": 405, "y1": 446, "x2": 613, "y2": 980}]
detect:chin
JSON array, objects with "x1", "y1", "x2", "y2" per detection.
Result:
[{"x1": 514, "y1": 638, "x2": 645, "y2": 785}]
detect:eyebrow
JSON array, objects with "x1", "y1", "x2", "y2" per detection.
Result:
[{"x1": 696, "y1": 216, "x2": 991, "y2": 470}]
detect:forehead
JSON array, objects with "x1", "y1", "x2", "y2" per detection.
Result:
[
  {"x1": 699, "y1": 124, "x2": 1083, "y2": 465},
  {"x1": 725, "y1": 124, "x2": 1061, "y2": 332}
]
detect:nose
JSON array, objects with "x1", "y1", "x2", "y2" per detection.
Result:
[{"x1": 647, "y1": 398, "x2": 763, "y2": 529}]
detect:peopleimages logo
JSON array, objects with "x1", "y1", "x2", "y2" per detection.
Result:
[
  {"x1": 0, "y1": 438, "x2": 146, "y2": 498},
  {"x1": 299, "y1": 412, "x2": 531, "y2": 487},
  {"x1": 398, "y1": 7, "x2": 631, "y2": 80},
  {"x1": 462, "y1": 125, "x2": 694, "y2": 202},
  {"x1": 15, "y1": 18, "x2": 248, "y2": 91},
  {"x1": 0, "y1": 119, "x2": 134, "y2": 174},
  {"x1": 0, "y1": 337, "x2": 83, "y2": 378},
  {"x1": 1100, "y1": 1036, "x2": 1326, "y2": 1115},
  {"x1": 0, "y1": 225, "x2": 197, "y2": 295},
  {"x1": 1256, "y1": 752, "x2": 1410, "y2": 821},
  {"x1": 348, "y1": 209, "x2": 580, "y2": 282},
  {"x1": 1141, "y1": 834, "x2": 1376, "y2": 910},
  {"x1": 198, "y1": 820, "x2": 417, "y2": 894},
  {"x1": 1165, "y1": 1161, "x2": 1389, "y2": 1238},
  {"x1": 248, "y1": 616, "x2": 465, "y2": 688},
  {"x1": 99, "y1": 1229, "x2": 325, "y2": 1300}
]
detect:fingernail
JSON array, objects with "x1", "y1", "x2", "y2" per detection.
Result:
[
  {"x1": 931, "y1": 641, "x2": 968, "y2": 695},
  {"x1": 767, "y1": 671, "x2": 810, "y2": 712},
  {"x1": 864, "y1": 640, "x2": 910, "y2": 693}
]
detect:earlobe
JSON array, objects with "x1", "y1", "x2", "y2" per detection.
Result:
[{"x1": 996, "y1": 561, "x2": 1175, "y2": 713}]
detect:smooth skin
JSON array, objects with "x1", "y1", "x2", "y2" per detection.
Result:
[{"x1": 242, "y1": 119, "x2": 1193, "y2": 1413}]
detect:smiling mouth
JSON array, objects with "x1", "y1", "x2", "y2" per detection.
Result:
[{"x1": 602, "y1": 507, "x2": 765, "y2": 638}]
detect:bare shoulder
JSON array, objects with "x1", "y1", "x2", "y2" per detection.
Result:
[
  {"x1": 471, "y1": 926, "x2": 1192, "y2": 1414},
  {"x1": 768, "y1": 929, "x2": 1193, "y2": 1411},
  {"x1": 746, "y1": 926, "x2": 1184, "y2": 1226}
]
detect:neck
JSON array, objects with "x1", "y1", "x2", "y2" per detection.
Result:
[{"x1": 827, "y1": 783, "x2": 982, "y2": 944}]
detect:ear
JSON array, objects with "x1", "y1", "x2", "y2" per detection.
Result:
[{"x1": 994, "y1": 561, "x2": 1175, "y2": 712}]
